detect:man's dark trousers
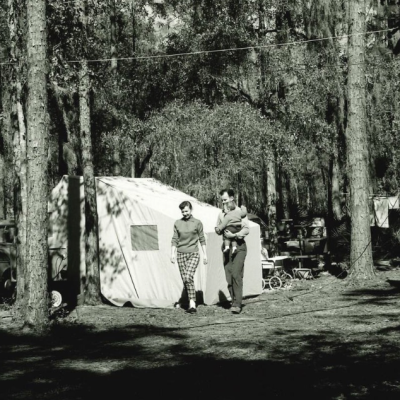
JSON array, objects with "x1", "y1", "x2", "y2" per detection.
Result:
[{"x1": 223, "y1": 240, "x2": 247, "y2": 308}]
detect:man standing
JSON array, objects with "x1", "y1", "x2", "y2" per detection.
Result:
[{"x1": 217, "y1": 188, "x2": 249, "y2": 314}]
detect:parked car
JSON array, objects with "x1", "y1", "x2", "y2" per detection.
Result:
[{"x1": 0, "y1": 219, "x2": 68, "y2": 307}]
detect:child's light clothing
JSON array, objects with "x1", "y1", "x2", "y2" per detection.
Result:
[{"x1": 217, "y1": 205, "x2": 247, "y2": 252}]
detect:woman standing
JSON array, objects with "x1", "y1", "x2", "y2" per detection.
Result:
[{"x1": 171, "y1": 201, "x2": 207, "y2": 313}]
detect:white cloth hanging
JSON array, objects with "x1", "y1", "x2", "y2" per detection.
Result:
[
  {"x1": 388, "y1": 196, "x2": 400, "y2": 210},
  {"x1": 373, "y1": 198, "x2": 389, "y2": 228}
]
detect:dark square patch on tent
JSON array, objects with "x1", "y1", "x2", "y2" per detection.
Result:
[{"x1": 131, "y1": 225, "x2": 159, "y2": 251}]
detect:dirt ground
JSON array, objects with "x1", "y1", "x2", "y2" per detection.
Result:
[{"x1": 1, "y1": 269, "x2": 400, "y2": 400}]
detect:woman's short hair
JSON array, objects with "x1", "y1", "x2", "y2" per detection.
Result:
[{"x1": 179, "y1": 201, "x2": 193, "y2": 210}]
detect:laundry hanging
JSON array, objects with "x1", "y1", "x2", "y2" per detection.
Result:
[{"x1": 373, "y1": 197, "x2": 389, "y2": 228}]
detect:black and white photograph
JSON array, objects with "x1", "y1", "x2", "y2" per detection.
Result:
[{"x1": 1, "y1": 1, "x2": 400, "y2": 399}]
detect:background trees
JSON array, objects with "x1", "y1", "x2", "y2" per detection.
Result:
[{"x1": 1, "y1": 0, "x2": 400, "y2": 325}]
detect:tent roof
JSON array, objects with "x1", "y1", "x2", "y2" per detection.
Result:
[
  {"x1": 62, "y1": 176, "x2": 258, "y2": 233},
  {"x1": 96, "y1": 176, "x2": 249, "y2": 232}
]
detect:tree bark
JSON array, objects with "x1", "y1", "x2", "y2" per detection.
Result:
[
  {"x1": 112, "y1": 148, "x2": 121, "y2": 176},
  {"x1": 329, "y1": 154, "x2": 342, "y2": 221},
  {"x1": 130, "y1": 143, "x2": 136, "y2": 178},
  {"x1": 2, "y1": 72, "x2": 14, "y2": 220},
  {"x1": 79, "y1": 0, "x2": 101, "y2": 305},
  {"x1": 51, "y1": 81, "x2": 79, "y2": 175},
  {"x1": 24, "y1": 0, "x2": 49, "y2": 330},
  {"x1": 14, "y1": 81, "x2": 28, "y2": 311},
  {"x1": 9, "y1": 0, "x2": 28, "y2": 308},
  {"x1": 0, "y1": 63, "x2": 3, "y2": 219},
  {"x1": 258, "y1": 0, "x2": 267, "y2": 110},
  {"x1": 110, "y1": 0, "x2": 121, "y2": 175},
  {"x1": 346, "y1": 0, "x2": 374, "y2": 282},
  {"x1": 0, "y1": 156, "x2": 4, "y2": 220},
  {"x1": 110, "y1": 0, "x2": 117, "y2": 74},
  {"x1": 9, "y1": 0, "x2": 28, "y2": 315},
  {"x1": 277, "y1": 164, "x2": 290, "y2": 220},
  {"x1": 266, "y1": 155, "x2": 277, "y2": 255},
  {"x1": 335, "y1": 86, "x2": 346, "y2": 220}
]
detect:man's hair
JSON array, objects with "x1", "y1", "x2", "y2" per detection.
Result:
[
  {"x1": 219, "y1": 188, "x2": 235, "y2": 197},
  {"x1": 179, "y1": 201, "x2": 193, "y2": 210}
]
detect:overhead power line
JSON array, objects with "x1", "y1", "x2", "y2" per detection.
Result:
[
  {"x1": 63, "y1": 28, "x2": 394, "y2": 64},
  {"x1": 0, "y1": 27, "x2": 392, "y2": 66}
]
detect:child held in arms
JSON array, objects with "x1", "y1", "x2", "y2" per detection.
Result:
[{"x1": 215, "y1": 201, "x2": 247, "y2": 254}]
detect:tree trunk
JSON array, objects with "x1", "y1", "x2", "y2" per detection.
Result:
[
  {"x1": 79, "y1": 0, "x2": 101, "y2": 305},
  {"x1": 327, "y1": 153, "x2": 342, "y2": 259},
  {"x1": 277, "y1": 164, "x2": 290, "y2": 220},
  {"x1": 258, "y1": 0, "x2": 267, "y2": 111},
  {"x1": 24, "y1": 0, "x2": 49, "y2": 330},
  {"x1": 110, "y1": 0, "x2": 119, "y2": 173},
  {"x1": 266, "y1": 155, "x2": 278, "y2": 255},
  {"x1": 267, "y1": 159, "x2": 277, "y2": 218},
  {"x1": 330, "y1": 154, "x2": 342, "y2": 221},
  {"x1": 346, "y1": 0, "x2": 374, "y2": 282},
  {"x1": 6, "y1": 0, "x2": 19, "y2": 222},
  {"x1": 110, "y1": 0, "x2": 117, "y2": 74},
  {"x1": 0, "y1": 58, "x2": 4, "y2": 219},
  {"x1": 289, "y1": 174, "x2": 299, "y2": 207},
  {"x1": 51, "y1": 81, "x2": 79, "y2": 175},
  {"x1": 2, "y1": 74, "x2": 14, "y2": 219},
  {"x1": 112, "y1": 147, "x2": 121, "y2": 175},
  {"x1": 0, "y1": 64, "x2": 5, "y2": 219},
  {"x1": 0, "y1": 156, "x2": 4, "y2": 220},
  {"x1": 129, "y1": 0, "x2": 137, "y2": 114},
  {"x1": 131, "y1": 144, "x2": 136, "y2": 178},
  {"x1": 335, "y1": 85, "x2": 346, "y2": 220},
  {"x1": 9, "y1": 0, "x2": 28, "y2": 308},
  {"x1": 259, "y1": 2, "x2": 277, "y2": 220},
  {"x1": 14, "y1": 81, "x2": 28, "y2": 311}
]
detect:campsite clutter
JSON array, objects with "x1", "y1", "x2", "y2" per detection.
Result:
[
  {"x1": 0, "y1": 219, "x2": 69, "y2": 308},
  {"x1": 341, "y1": 193, "x2": 400, "y2": 229},
  {"x1": 257, "y1": 192, "x2": 400, "y2": 293},
  {"x1": 258, "y1": 216, "x2": 329, "y2": 291}
]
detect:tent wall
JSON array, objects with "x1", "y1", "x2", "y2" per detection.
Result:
[
  {"x1": 97, "y1": 179, "x2": 185, "y2": 307},
  {"x1": 48, "y1": 176, "x2": 86, "y2": 304}
]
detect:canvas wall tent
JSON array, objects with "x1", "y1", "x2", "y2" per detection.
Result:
[{"x1": 48, "y1": 176, "x2": 262, "y2": 308}]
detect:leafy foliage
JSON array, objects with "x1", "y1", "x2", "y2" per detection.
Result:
[{"x1": 2, "y1": 0, "x2": 400, "y2": 242}]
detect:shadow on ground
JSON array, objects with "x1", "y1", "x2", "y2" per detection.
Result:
[
  {"x1": 1, "y1": 310, "x2": 400, "y2": 400},
  {"x1": 340, "y1": 285, "x2": 400, "y2": 306}
]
